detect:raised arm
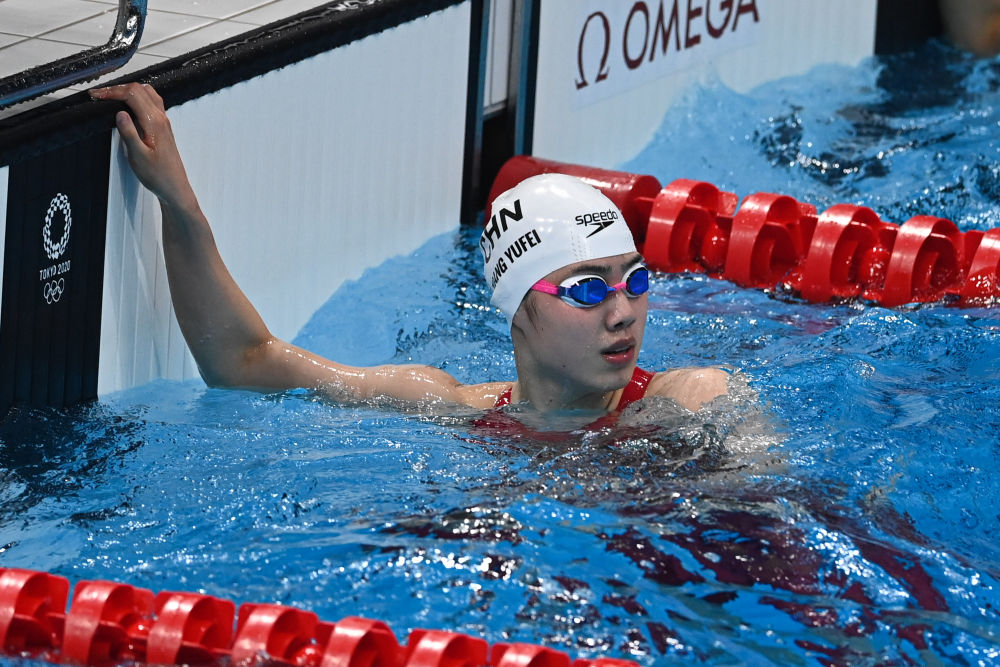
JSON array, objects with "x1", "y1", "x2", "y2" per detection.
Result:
[
  {"x1": 92, "y1": 83, "x2": 289, "y2": 388},
  {"x1": 90, "y1": 83, "x2": 498, "y2": 408}
]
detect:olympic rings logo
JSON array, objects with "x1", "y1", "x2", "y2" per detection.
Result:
[
  {"x1": 43, "y1": 278, "x2": 65, "y2": 304},
  {"x1": 43, "y1": 193, "x2": 72, "y2": 261}
]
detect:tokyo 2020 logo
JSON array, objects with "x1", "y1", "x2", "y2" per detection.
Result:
[
  {"x1": 43, "y1": 193, "x2": 72, "y2": 261},
  {"x1": 39, "y1": 193, "x2": 73, "y2": 305}
]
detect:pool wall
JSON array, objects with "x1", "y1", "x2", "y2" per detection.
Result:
[{"x1": 0, "y1": 0, "x2": 883, "y2": 412}]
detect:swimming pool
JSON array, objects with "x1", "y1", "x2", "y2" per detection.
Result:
[{"x1": 1, "y1": 38, "x2": 999, "y2": 665}]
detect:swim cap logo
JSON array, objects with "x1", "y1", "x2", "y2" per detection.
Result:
[
  {"x1": 575, "y1": 209, "x2": 619, "y2": 237},
  {"x1": 480, "y1": 198, "x2": 524, "y2": 263},
  {"x1": 481, "y1": 197, "x2": 546, "y2": 290}
]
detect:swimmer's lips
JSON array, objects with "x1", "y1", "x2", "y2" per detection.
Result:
[{"x1": 600, "y1": 339, "x2": 636, "y2": 365}]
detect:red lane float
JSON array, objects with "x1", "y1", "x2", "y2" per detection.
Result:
[
  {"x1": 62, "y1": 580, "x2": 154, "y2": 666},
  {"x1": 489, "y1": 156, "x2": 1000, "y2": 307},
  {"x1": 786, "y1": 204, "x2": 886, "y2": 302},
  {"x1": 147, "y1": 593, "x2": 235, "y2": 665},
  {"x1": 0, "y1": 569, "x2": 68, "y2": 659},
  {"x1": 486, "y1": 155, "x2": 661, "y2": 246},
  {"x1": 644, "y1": 179, "x2": 737, "y2": 275},
  {"x1": 0, "y1": 569, "x2": 640, "y2": 667},
  {"x1": 961, "y1": 229, "x2": 1000, "y2": 301},
  {"x1": 723, "y1": 193, "x2": 816, "y2": 290}
]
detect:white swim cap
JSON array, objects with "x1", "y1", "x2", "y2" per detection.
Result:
[{"x1": 481, "y1": 173, "x2": 638, "y2": 325}]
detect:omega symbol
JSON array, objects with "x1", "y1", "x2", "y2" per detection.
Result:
[{"x1": 576, "y1": 11, "x2": 611, "y2": 90}]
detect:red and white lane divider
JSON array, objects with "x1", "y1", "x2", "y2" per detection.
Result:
[
  {"x1": 489, "y1": 156, "x2": 1000, "y2": 307},
  {"x1": 0, "y1": 568, "x2": 638, "y2": 667}
]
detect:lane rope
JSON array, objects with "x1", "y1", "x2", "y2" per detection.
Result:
[
  {"x1": 0, "y1": 567, "x2": 639, "y2": 667},
  {"x1": 488, "y1": 155, "x2": 1000, "y2": 308}
]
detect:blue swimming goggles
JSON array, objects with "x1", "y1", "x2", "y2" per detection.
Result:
[{"x1": 531, "y1": 263, "x2": 650, "y2": 307}]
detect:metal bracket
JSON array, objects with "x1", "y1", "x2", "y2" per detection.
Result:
[{"x1": 0, "y1": 0, "x2": 147, "y2": 109}]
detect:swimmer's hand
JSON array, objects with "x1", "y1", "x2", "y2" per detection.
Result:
[{"x1": 90, "y1": 83, "x2": 197, "y2": 212}]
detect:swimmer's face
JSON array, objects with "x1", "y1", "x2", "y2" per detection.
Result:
[{"x1": 511, "y1": 251, "x2": 648, "y2": 399}]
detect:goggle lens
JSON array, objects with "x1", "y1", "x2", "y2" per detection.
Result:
[
  {"x1": 625, "y1": 265, "x2": 649, "y2": 296},
  {"x1": 567, "y1": 278, "x2": 613, "y2": 304}
]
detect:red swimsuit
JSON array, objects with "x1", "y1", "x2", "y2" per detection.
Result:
[
  {"x1": 492, "y1": 366, "x2": 655, "y2": 410},
  {"x1": 473, "y1": 367, "x2": 656, "y2": 440}
]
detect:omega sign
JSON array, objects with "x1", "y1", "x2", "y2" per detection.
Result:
[
  {"x1": 39, "y1": 193, "x2": 72, "y2": 305},
  {"x1": 574, "y1": 0, "x2": 761, "y2": 107}
]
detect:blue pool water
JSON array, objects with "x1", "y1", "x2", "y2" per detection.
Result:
[{"x1": 2, "y1": 39, "x2": 1000, "y2": 665}]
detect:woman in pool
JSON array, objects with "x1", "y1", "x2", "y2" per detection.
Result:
[{"x1": 91, "y1": 83, "x2": 728, "y2": 415}]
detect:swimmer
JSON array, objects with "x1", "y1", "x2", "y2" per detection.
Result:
[
  {"x1": 939, "y1": 0, "x2": 1000, "y2": 56},
  {"x1": 90, "y1": 83, "x2": 729, "y2": 414}
]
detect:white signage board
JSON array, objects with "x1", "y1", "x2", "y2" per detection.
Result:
[{"x1": 532, "y1": 0, "x2": 878, "y2": 168}]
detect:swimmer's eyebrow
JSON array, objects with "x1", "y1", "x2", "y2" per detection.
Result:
[{"x1": 570, "y1": 253, "x2": 645, "y2": 276}]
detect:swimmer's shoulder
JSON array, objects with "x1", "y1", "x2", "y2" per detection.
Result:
[
  {"x1": 646, "y1": 366, "x2": 730, "y2": 411},
  {"x1": 456, "y1": 380, "x2": 513, "y2": 410}
]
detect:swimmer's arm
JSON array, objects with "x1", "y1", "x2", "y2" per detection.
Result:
[
  {"x1": 647, "y1": 367, "x2": 730, "y2": 412},
  {"x1": 92, "y1": 83, "x2": 506, "y2": 408},
  {"x1": 285, "y1": 355, "x2": 506, "y2": 409},
  {"x1": 91, "y1": 83, "x2": 284, "y2": 388},
  {"x1": 218, "y1": 339, "x2": 505, "y2": 408}
]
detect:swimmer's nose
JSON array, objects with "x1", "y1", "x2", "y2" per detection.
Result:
[{"x1": 604, "y1": 288, "x2": 640, "y2": 331}]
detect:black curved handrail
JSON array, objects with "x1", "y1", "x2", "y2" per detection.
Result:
[{"x1": 0, "y1": 0, "x2": 146, "y2": 109}]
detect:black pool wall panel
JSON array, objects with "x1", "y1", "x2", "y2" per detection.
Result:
[
  {"x1": 875, "y1": 0, "x2": 944, "y2": 55},
  {"x1": 0, "y1": 134, "x2": 110, "y2": 409}
]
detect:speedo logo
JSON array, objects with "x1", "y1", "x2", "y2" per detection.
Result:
[{"x1": 575, "y1": 209, "x2": 619, "y2": 237}]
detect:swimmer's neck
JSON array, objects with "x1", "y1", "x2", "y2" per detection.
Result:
[{"x1": 509, "y1": 378, "x2": 620, "y2": 413}]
